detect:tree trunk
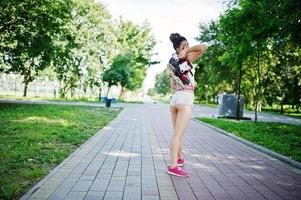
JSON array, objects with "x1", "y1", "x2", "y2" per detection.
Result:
[
  {"x1": 98, "y1": 86, "x2": 102, "y2": 101},
  {"x1": 255, "y1": 98, "x2": 259, "y2": 123},
  {"x1": 23, "y1": 68, "x2": 31, "y2": 97},
  {"x1": 22, "y1": 58, "x2": 35, "y2": 97},
  {"x1": 23, "y1": 82, "x2": 28, "y2": 97},
  {"x1": 59, "y1": 84, "x2": 70, "y2": 99},
  {"x1": 280, "y1": 102, "x2": 284, "y2": 113},
  {"x1": 89, "y1": 86, "x2": 93, "y2": 98},
  {"x1": 106, "y1": 86, "x2": 110, "y2": 97},
  {"x1": 59, "y1": 89, "x2": 65, "y2": 98},
  {"x1": 254, "y1": 45, "x2": 261, "y2": 122},
  {"x1": 64, "y1": 87, "x2": 70, "y2": 98},
  {"x1": 236, "y1": 66, "x2": 242, "y2": 120},
  {"x1": 71, "y1": 88, "x2": 75, "y2": 98},
  {"x1": 254, "y1": 99, "x2": 258, "y2": 122},
  {"x1": 59, "y1": 88, "x2": 64, "y2": 98},
  {"x1": 119, "y1": 87, "x2": 124, "y2": 99}
]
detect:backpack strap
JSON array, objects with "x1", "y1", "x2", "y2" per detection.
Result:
[{"x1": 167, "y1": 64, "x2": 185, "y2": 90}]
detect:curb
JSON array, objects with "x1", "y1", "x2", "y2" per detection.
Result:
[
  {"x1": 20, "y1": 109, "x2": 124, "y2": 200},
  {"x1": 0, "y1": 99, "x2": 124, "y2": 109},
  {"x1": 19, "y1": 127, "x2": 104, "y2": 200},
  {"x1": 192, "y1": 118, "x2": 301, "y2": 171}
]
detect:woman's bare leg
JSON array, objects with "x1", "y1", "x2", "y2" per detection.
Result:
[
  {"x1": 170, "y1": 106, "x2": 183, "y2": 160},
  {"x1": 170, "y1": 106, "x2": 178, "y2": 128},
  {"x1": 178, "y1": 105, "x2": 193, "y2": 160},
  {"x1": 178, "y1": 143, "x2": 183, "y2": 159},
  {"x1": 170, "y1": 105, "x2": 192, "y2": 167}
]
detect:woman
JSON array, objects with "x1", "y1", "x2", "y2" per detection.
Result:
[{"x1": 167, "y1": 33, "x2": 207, "y2": 177}]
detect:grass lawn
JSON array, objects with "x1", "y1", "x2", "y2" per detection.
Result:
[
  {"x1": 0, "y1": 103, "x2": 121, "y2": 200},
  {"x1": 193, "y1": 100, "x2": 218, "y2": 108},
  {"x1": 243, "y1": 105, "x2": 301, "y2": 119},
  {"x1": 118, "y1": 99, "x2": 143, "y2": 104},
  {"x1": 197, "y1": 118, "x2": 301, "y2": 162},
  {"x1": 197, "y1": 103, "x2": 218, "y2": 108},
  {"x1": 261, "y1": 109, "x2": 301, "y2": 120}
]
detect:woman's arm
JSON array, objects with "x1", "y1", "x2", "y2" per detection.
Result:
[
  {"x1": 170, "y1": 78, "x2": 176, "y2": 90},
  {"x1": 179, "y1": 44, "x2": 207, "y2": 63}
]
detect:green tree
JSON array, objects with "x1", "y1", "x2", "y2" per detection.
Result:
[
  {"x1": 115, "y1": 19, "x2": 157, "y2": 93},
  {"x1": 195, "y1": 21, "x2": 235, "y2": 103},
  {"x1": 0, "y1": 0, "x2": 74, "y2": 96},
  {"x1": 147, "y1": 88, "x2": 156, "y2": 96},
  {"x1": 220, "y1": 0, "x2": 273, "y2": 121},
  {"x1": 52, "y1": 0, "x2": 114, "y2": 98},
  {"x1": 268, "y1": 42, "x2": 301, "y2": 112},
  {"x1": 102, "y1": 54, "x2": 133, "y2": 97},
  {"x1": 197, "y1": 0, "x2": 301, "y2": 120},
  {"x1": 264, "y1": 0, "x2": 301, "y2": 111},
  {"x1": 154, "y1": 69, "x2": 171, "y2": 95}
]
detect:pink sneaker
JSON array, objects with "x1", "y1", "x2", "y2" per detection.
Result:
[
  {"x1": 177, "y1": 158, "x2": 185, "y2": 167},
  {"x1": 167, "y1": 166, "x2": 188, "y2": 177}
]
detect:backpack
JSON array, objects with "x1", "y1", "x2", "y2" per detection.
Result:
[{"x1": 168, "y1": 54, "x2": 193, "y2": 85}]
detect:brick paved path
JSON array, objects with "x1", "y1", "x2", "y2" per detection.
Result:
[{"x1": 21, "y1": 102, "x2": 301, "y2": 200}]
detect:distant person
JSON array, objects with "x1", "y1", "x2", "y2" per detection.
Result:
[
  {"x1": 167, "y1": 33, "x2": 207, "y2": 177},
  {"x1": 217, "y1": 91, "x2": 224, "y2": 105}
]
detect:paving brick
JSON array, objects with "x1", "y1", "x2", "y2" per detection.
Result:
[
  {"x1": 90, "y1": 177, "x2": 110, "y2": 191},
  {"x1": 48, "y1": 189, "x2": 70, "y2": 200},
  {"x1": 21, "y1": 103, "x2": 301, "y2": 200},
  {"x1": 123, "y1": 193, "x2": 141, "y2": 200},
  {"x1": 30, "y1": 189, "x2": 54, "y2": 199},
  {"x1": 142, "y1": 195, "x2": 160, "y2": 200},
  {"x1": 103, "y1": 191, "x2": 123, "y2": 200},
  {"x1": 84, "y1": 190, "x2": 105, "y2": 200},
  {"x1": 124, "y1": 185, "x2": 141, "y2": 194},
  {"x1": 95, "y1": 173, "x2": 111, "y2": 180},
  {"x1": 79, "y1": 175, "x2": 95, "y2": 181},
  {"x1": 72, "y1": 180, "x2": 93, "y2": 192},
  {"x1": 106, "y1": 180, "x2": 125, "y2": 192},
  {"x1": 64, "y1": 191, "x2": 87, "y2": 200}
]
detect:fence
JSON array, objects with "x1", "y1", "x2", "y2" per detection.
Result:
[
  {"x1": 0, "y1": 73, "x2": 60, "y2": 98},
  {"x1": 0, "y1": 73, "x2": 143, "y2": 100}
]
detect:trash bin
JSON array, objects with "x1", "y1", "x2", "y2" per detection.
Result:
[
  {"x1": 105, "y1": 98, "x2": 112, "y2": 108},
  {"x1": 219, "y1": 94, "x2": 244, "y2": 118}
]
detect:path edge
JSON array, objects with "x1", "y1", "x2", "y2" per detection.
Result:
[
  {"x1": 192, "y1": 118, "x2": 301, "y2": 171},
  {"x1": 19, "y1": 108, "x2": 124, "y2": 200}
]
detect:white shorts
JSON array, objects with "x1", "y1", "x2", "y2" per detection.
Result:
[{"x1": 170, "y1": 90, "x2": 194, "y2": 108}]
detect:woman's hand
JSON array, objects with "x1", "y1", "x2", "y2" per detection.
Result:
[{"x1": 178, "y1": 47, "x2": 188, "y2": 59}]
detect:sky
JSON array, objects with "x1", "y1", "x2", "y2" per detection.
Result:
[{"x1": 99, "y1": 0, "x2": 225, "y2": 92}]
